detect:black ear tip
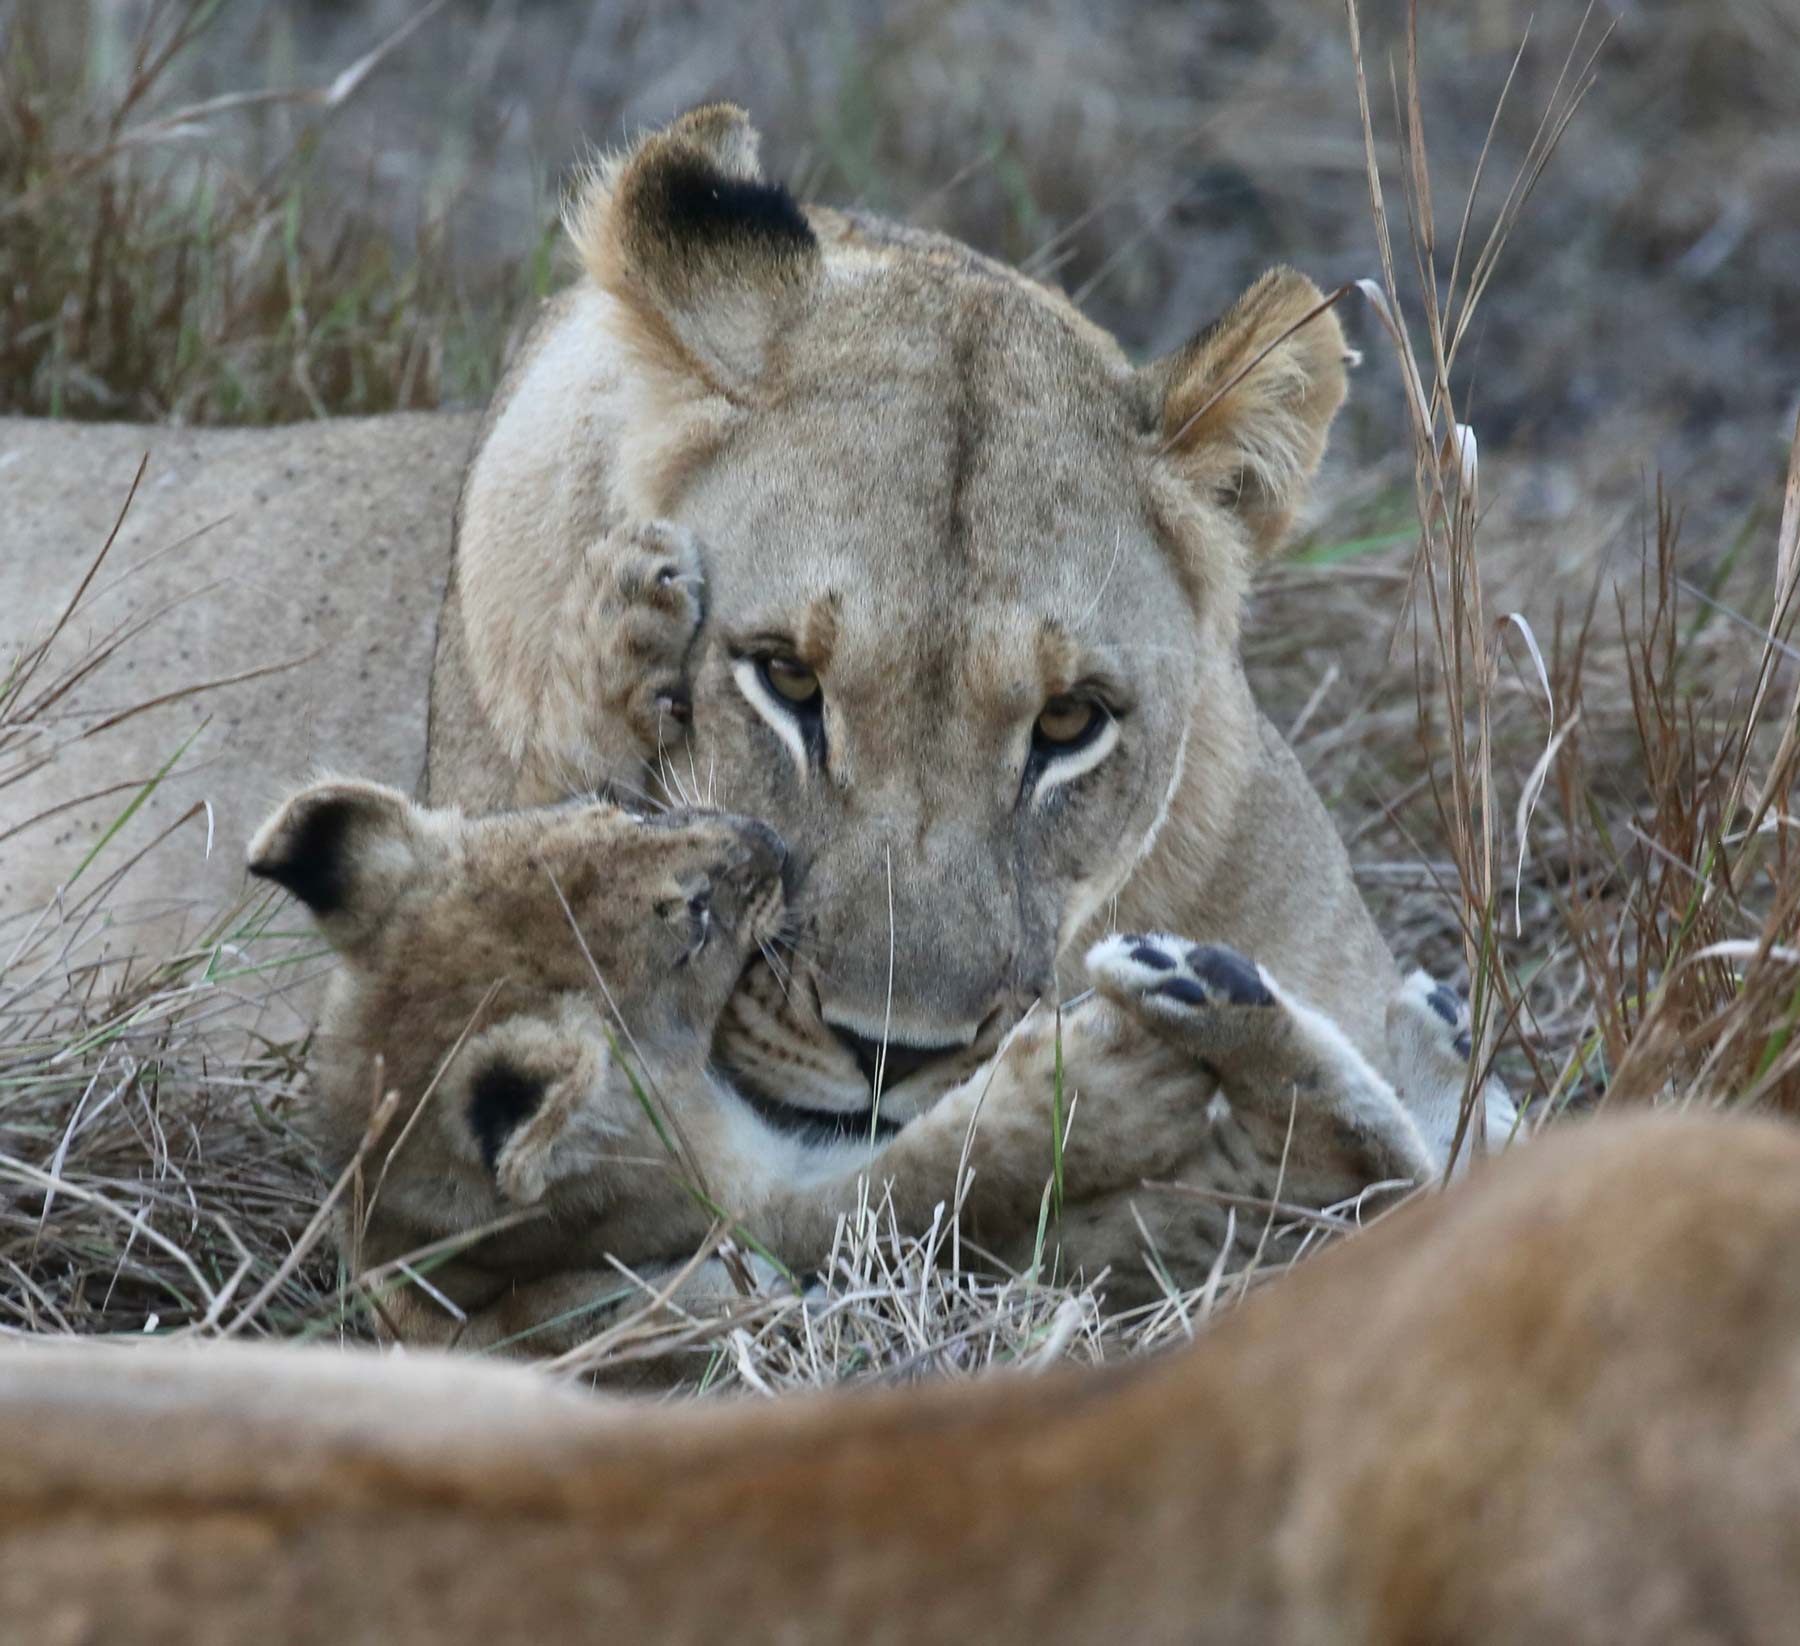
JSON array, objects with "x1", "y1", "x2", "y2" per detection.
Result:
[
  {"x1": 640, "y1": 150, "x2": 815, "y2": 260},
  {"x1": 248, "y1": 794, "x2": 358, "y2": 915}
]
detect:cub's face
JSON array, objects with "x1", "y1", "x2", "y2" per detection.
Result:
[{"x1": 247, "y1": 782, "x2": 786, "y2": 1191}]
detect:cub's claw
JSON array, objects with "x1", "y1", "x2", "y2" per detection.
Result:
[{"x1": 597, "y1": 519, "x2": 706, "y2": 750}]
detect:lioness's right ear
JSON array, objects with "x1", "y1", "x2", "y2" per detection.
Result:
[
  {"x1": 565, "y1": 103, "x2": 820, "y2": 400},
  {"x1": 247, "y1": 780, "x2": 426, "y2": 944}
]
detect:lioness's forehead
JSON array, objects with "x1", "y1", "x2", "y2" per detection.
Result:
[{"x1": 688, "y1": 269, "x2": 1173, "y2": 627}]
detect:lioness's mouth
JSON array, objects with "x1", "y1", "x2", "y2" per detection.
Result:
[{"x1": 733, "y1": 1082, "x2": 904, "y2": 1145}]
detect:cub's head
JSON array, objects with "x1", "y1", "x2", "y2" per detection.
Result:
[
  {"x1": 248, "y1": 780, "x2": 785, "y2": 1202},
  {"x1": 552, "y1": 107, "x2": 1348, "y2": 1123}
]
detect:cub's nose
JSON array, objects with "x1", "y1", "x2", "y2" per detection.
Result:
[{"x1": 829, "y1": 1026, "x2": 968, "y2": 1091}]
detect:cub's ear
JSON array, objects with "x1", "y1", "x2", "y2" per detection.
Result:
[
  {"x1": 1146, "y1": 268, "x2": 1350, "y2": 559},
  {"x1": 246, "y1": 779, "x2": 427, "y2": 942},
  {"x1": 565, "y1": 102, "x2": 820, "y2": 398}
]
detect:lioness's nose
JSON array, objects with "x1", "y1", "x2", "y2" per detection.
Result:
[{"x1": 829, "y1": 1025, "x2": 969, "y2": 1090}]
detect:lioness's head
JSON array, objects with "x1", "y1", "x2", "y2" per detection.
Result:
[
  {"x1": 248, "y1": 780, "x2": 785, "y2": 1204},
  {"x1": 489, "y1": 106, "x2": 1349, "y2": 1122}
]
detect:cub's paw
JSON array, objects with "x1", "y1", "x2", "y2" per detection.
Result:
[
  {"x1": 1386, "y1": 969, "x2": 1521, "y2": 1163},
  {"x1": 1085, "y1": 934, "x2": 1297, "y2": 1089},
  {"x1": 1390, "y1": 969, "x2": 1473, "y2": 1069},
  {"x1": 1087, "y1": 933, "x2": 1275, "y2": 1016},
  {"x1": 597, "y1": 519, "x2": 706, "y2": 740}
]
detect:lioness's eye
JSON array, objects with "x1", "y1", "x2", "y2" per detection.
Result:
[
  {"x1": 762, "y1": 656, "x2": 821, "y2": 707},
  {"x1": 1035, "y1": 695, "x2": 1098, "y2": 747},
  {"x1": 731, "y1": 649, "x2": 828, "y2": 774},
  {"x1": 1021, "y1": 689, "x2": 1119, "y2": 805}
]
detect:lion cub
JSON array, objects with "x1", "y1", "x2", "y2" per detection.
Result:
[{"x1": 253, "y1": 779, "x2": 1483, "y2": 1353}]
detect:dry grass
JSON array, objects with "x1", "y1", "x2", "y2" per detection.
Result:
[
  {"x1": 2, "y1": 0, "x2": 1798, "y2": 1391},
  {"x1": 1331, "y1": 0, "x2": 1800, "y2": 1150},
  {"x1": 0, "y1": 0, "x2": 544, "y2": 421}
]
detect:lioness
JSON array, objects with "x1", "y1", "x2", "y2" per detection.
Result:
[
  {"x1": 249, "y1": 777, "x2": 1491, "y2": 1348},
  {"x1": 428, "y1": 103, "x2": 1411, "y2": 1139},
  {"x1": 5, "y1": 1113, "x2": 1799, "y2": 1644}
]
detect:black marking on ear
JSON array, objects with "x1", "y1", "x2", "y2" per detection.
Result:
[
  {"x1": 249, "y1": 798, "x2": 355, "y2": 915},
  {"x1": 1187, "y1": 945, "x2": 1274, "y2": 1008},
  {"x1": 646, "y1": 154, "x2": 815, "y2": 260},
  {"x1": 468, "y1": 1062, "x2": 548, "y2": 1174}
]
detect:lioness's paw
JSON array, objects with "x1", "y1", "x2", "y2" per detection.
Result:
[{"x1": 1086, "y1": 933, "x2": 1274, "y2": 1014}]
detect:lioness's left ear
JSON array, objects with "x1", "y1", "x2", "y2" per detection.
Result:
[
  {"x1": 566, "y1": 103, "x2": 820, "y2": 399},
  {"x1": 247, "y1": 779, "x2": 429, "y2": 945},
  {"x1": 1146, "y1": 268, "x2": 1349, "y2": 559}
]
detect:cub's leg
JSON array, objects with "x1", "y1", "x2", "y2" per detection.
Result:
[
  {"x1": 749, "y1": 991, "x2": 1167, "y2": 1263},
  {"x1": 1085, "y1": 934, "x2": 1437, "y2": 1202},
  {"x1": 1385, "y1": 970, "x2": 1521, "y2": 1173},
  {"x1": 756, "y1": 938, "x2": 1437, "y2": 1277},
  {"x1": 516, "y1": 518, "x2": 705, "y2": 806},
  {"x1": 1012, "y1": 935, "x2": 1441, "y2": 1305}
]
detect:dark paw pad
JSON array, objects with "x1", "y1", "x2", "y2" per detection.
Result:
[
  {"x1": 1186, "y1": 945, "x2": 1273, "y2": 1008},
  {"x1": 1158, "y1": 976, "x2": 1209, "y2": 1007},
  {"x1": 1452, "y1": 1031, "x2": 1473, "y2": 1061},
  {"x1": 1427, "y1": 984, "x2": 1463, "y2": 1026},
  {"x1": 1129, "y1": 942, "x2": 1176, "y2": 971}
]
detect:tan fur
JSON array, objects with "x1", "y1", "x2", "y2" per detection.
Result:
[
  {"x1": 252, "y1": 782, "x2": 1475, "y2": 1349},
  {"x1": 6, "y1": 1113, "x2": 1800, "y2": 1644},
  {"x1": 428, "y1": 105, "x2": 1401, "y2": 1135}
]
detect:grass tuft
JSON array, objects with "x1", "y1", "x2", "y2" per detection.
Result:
[{"x1": 0, "y1": 1, "x2": 536, "y2": 423}]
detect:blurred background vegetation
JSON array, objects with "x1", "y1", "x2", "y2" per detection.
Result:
[{"x1": 4, "y1": 0, "x2": 1797, "y2": 528}]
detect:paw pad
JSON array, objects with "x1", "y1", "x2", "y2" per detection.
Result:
[
  {"x1": 1158, "y1": 976, "x2": 1209, "y2": 1006},
  {"x1": 1427, "y1": 983, "x2": 1462, "y2": 1027},
  {"x1": 1187, "y1": 945, "x2": 1274, "y2": 1008},
  {"x1": 1089, "y1": 934, "x2": 1273, "y2": 1011}
]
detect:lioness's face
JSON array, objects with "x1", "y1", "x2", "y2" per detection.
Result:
[
  {"x1": 565, "y1": 106, "x2": 1347, "y2": 1123},
  {"x1": 671, "y1": 271, "x2": 1223, "y2": 1120}
]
